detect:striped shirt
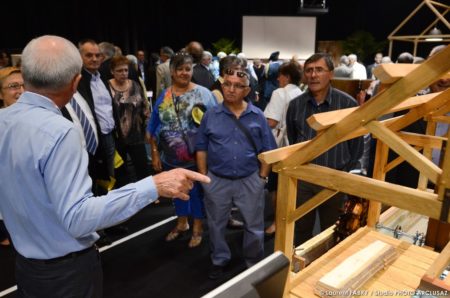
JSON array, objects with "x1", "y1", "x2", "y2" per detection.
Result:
[{"x1": 286, "y1": 87, "x2": 364, "y2": 171}]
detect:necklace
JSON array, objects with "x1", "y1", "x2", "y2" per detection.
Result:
[{"x1": 112, "y1": 79, "x2": 130, "y2": 93}]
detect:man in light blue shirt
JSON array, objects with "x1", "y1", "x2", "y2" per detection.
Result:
[{"x1": 0, "y1": 35, "x2": 209, "y2": 298}]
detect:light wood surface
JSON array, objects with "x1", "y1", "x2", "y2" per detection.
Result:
[{"x1": 290, "y1": 228, "x2": 440, "y2": 297}]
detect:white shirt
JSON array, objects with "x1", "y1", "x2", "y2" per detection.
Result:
[
  {"x1": 264, "y1": 84, "x2": 303, "y2": 146},
  {"x1": 351, "y1": 62, "x2": 367, "y2": 80},
  {"x1": 65, "y1": 92, "x2": 99, "y2": 150}
]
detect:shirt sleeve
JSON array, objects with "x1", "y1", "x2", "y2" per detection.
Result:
[
  {"x1": 264, "y1": 88, "x2": 284, "y2": 122},
  {"x1": 195, "y1": 110, "x2": 210, "y2": 151},
  {"x1": 44, "y1": 127, "x2": 158, "y2": 238}
]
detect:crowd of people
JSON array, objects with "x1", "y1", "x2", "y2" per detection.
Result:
[{"x1": 0, "y1": 35, "x2": 448, "y2": 296}]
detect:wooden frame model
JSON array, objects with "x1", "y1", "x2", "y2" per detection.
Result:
[
  {"x1": 388, "y1": 0, "x2": 450, "y2": 57},
  {"x1": 258, "y1": 45, "x2": 450, "y2": 296}
]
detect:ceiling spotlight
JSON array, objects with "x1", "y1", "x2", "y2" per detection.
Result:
[{"x1": 426, "y1": 27, "x2": 443, "y2": 41}]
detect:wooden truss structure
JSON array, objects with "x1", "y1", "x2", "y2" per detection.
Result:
[
  {"x1": 388, "y1": 0, "x2": 450, "y2": 57},
  {"x1": 259, "y1": 45, "x2": 450, "y2": 296}
]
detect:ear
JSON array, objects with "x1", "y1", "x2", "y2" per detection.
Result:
[
  {"x1": 243, "y1": 86, "x2": 251, "y2": 98},
  {"x1": 71, "y1": 74, "x2": 82, "y2": 94}
]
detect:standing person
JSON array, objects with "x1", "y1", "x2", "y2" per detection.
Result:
[
  {"x1": 263, "y1": 60, "x2": 303, "y2": 235},
  {"x1": 147, "y1": 52, "x2": 217, "y2": 248},
  {"x1": 196, "y1": 68, "x2": 276, "y2": 279},
  {"x1": 108, "y1": 55, "x2": 151, "y2": 185},
  {"x1": 0, "y1": 66, "x2": 24, "y2": 246},
  {"x1": 0, "y1": 35, "x2": 210, "y2": 298},
  {"x1": 0, "y1": 67, "x2": 24, "y2": 108},
  {"x1": 78, "y1": 39, "x2": 117, "y2": 187},
  {"x1": 286, "y1": 53, "x2": 364, "y2": 245},
  {"x1": 156, "y1": 46, "x2": 174, "y2": 99}
]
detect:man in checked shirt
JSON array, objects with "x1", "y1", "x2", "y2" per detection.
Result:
[{"x1": 286, "y1": 53, "x2": 364, "y2": 245}]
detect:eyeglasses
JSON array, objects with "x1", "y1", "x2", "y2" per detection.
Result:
[
  {"x1": 222, "y1": 81, "x2": 249, "y2": 90},
  {"x1": 225, "y1": 69, "x2": 249, "y2": 79},
  {"x1": 304, "y1": 67, "x2": 330, "y2": 75},
  {"x1": 2, "y1": 82, "x2": 24, "y2": 90}
]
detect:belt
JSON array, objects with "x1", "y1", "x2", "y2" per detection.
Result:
[
  {"x1": 22, "y1": 246, "x2": 96, "y2": 264},
  {"x1": 210, "y1": 170, "x2": 251, "y2": 181}
]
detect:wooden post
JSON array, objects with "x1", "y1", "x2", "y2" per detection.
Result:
[{"x1": 367, "y1": 140, "x2": 389, "y2": 227}]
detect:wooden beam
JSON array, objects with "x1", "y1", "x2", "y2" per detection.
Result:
[
  {"x1": 274, "y1": 173, "x2": 297, "y2": 264},
  {"x1": 374, "y1": 64, "x2": 450, "y2": 84},
  {"x1": 288, "y1": 189, "x2": 338, "y2": 224},
  {"x1": 367, "y1": 140, "x2": 389, "y2": 227},
  {"x1": 397, "y1": 131, "x2": 445, "y2": 149},
  {"x1": 307, "y1": 93, "x2": 436, "y2": 131},
  {"x1": 418, "y1": 119, "x2": 438, "y2": 190},
  {"x1": 387, "y1": 88, "x2": 450, "y2": 133},
  {"x1": 430, "y1": 115, "x2": 450, "y2": 125},
  {"x1": 276, "y1": 45, "x2": 450, "y2": 171},
  {"x1": 366, "y1": 120, "x2": 442, "y2": 184},
  {"x1": 424, "y1": 240, "x2": 450, "y2": 280},
  {"x1": 283, "y1": 164, "x2": 445, "y2": 221}
]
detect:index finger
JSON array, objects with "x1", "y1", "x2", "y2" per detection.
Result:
[{"x1": 181, "y1": 169, "x2": 211, "y2": 184}]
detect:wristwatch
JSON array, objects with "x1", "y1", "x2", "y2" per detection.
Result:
[{"x1": 259, "y1": 174, "x2": 269, "y2": 184}]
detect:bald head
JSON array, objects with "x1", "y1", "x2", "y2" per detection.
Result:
[{"x1": 21, "y1": 35, "x2": 82, "y2": 92}]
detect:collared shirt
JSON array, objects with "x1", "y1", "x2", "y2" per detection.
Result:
[
  {"x1": 65, "y1": 91, "x2": 99, "y2": 150},
  {"x1": 286, "y1": 87, "x2": 364, "y2": 171},
  {"x1": 90, "y1": 71, "x2": 115, "y2": 134},
  {"x1": 0, "y1": 92, "x2": 158, "y2": 259},
  {"x1": 196, "y1": 102, "x2": 277, "y2": 177}
]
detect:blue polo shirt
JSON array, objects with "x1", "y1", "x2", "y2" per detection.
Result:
[{"x1": 196, "y1": 102, "x2": 276, "y2": 178}]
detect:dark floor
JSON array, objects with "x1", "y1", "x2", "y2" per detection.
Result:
[{"x1": 0, "y1": 194, "x2": 275, "y2": 298}]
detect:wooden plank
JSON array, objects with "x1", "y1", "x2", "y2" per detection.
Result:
[
  {"x1": 373, "y1": 64, "x2": 417, "y2": 84},
  {"x1": 288, "y1": 189, "x2": 338, "y2": 224},
  {"x1": 418, "y1": 120, "x2": 438, "y2": 190},
  {"x1": 373, "y1": 63, "x2": 450, "y2": 84},
  {"x1": 283, "y1": 164, "x2": 445, "y2": 221},
  {"x1": 367, "y1": 140, "x2": 389, "y2": 227},
  {"x1": 397, "y1": 131, "x2": 445, "y2": 149},
  {"x1": 431, "y1": 115, "x2": 450, "y2": 125},
  {"x1": 425, "y1": 232, "x2": 450, "y2": 278},
  {"x1": 276, "y1": 46, "x2": 450, "y2": 171},
  {"x1": 259, "y1": 116, "x2": 399, "y2": 166},
  {"x1": 290, "y1": 227, "x2": 372, "y2": 289},
  {"x1": 307, "y1": 93, "x2": 436, "y2": 131},
  {"x1": 274, "y1": 174, "x2": 297, "y2": 265},
  {"x1": 387, "y1": 88, "x2": 450, "y2": 133},
  {"x1": 366, "y1": 120, "x2": 442, "y2": 184}
]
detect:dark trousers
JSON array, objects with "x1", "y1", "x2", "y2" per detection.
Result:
[
  {"x1": 115, "y1": 142, "x2": 151, "y2": 187},
  {"x1": 16, "y1": 247, "x2": 102, "y2": 298},
  {"x1": 294, "y1": 181, "x2": 346, "y2": 246}
]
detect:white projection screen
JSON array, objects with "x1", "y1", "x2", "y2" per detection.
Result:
[{"x1": 242, "y1": 16, "x2": 316, "y2": 60}]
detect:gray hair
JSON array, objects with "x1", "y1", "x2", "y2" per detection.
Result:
[
  {"x1": 21, "y1": 35, "x2": 82, "y2": 91},
  {"x1": 99, "y1": 42, "x2": 115, "y2": 59}
]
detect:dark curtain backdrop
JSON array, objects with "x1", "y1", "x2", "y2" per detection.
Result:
[{"x1": 2, "y1": 0, "x2": 424, "y2": 58}]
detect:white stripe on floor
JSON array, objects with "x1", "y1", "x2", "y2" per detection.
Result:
[{"x1": 0, "y1": 216, "x2": 176, "y2": 297}]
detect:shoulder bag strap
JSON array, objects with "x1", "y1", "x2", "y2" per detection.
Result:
[{"x1": 228, "y1": 114, "x2": 259, "y2": 154}]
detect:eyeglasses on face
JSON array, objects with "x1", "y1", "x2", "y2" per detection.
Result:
[
  {"x1": 222, "y1": 81, "x2": 249, "y2": 90},
  {"x1": 304, "y1": 67, "x2": 330, "y2": 75},
  {"x1": 224, "y1": 69, "x2": 249, "y2": 79},
  {"x1": 3, "y1": 82, "x2": 24, "y2": 90}
]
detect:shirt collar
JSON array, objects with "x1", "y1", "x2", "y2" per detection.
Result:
[
  {"x1": 307, "y1": 86, "x2": 333, "y2": 107},
  {"x1": 216, "y1": 101, "x2": 259, "y2": 116},
  {"x1": 18, "y1": 91, "x2": 62, "y2": 114}
]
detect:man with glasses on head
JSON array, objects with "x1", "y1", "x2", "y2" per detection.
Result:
[
  {"x1": 286, "y1": 52, "x2": 364, "y2": 246},
  {"x1": 196, "y1": 68, "x2": 276, "y2": 279}
]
